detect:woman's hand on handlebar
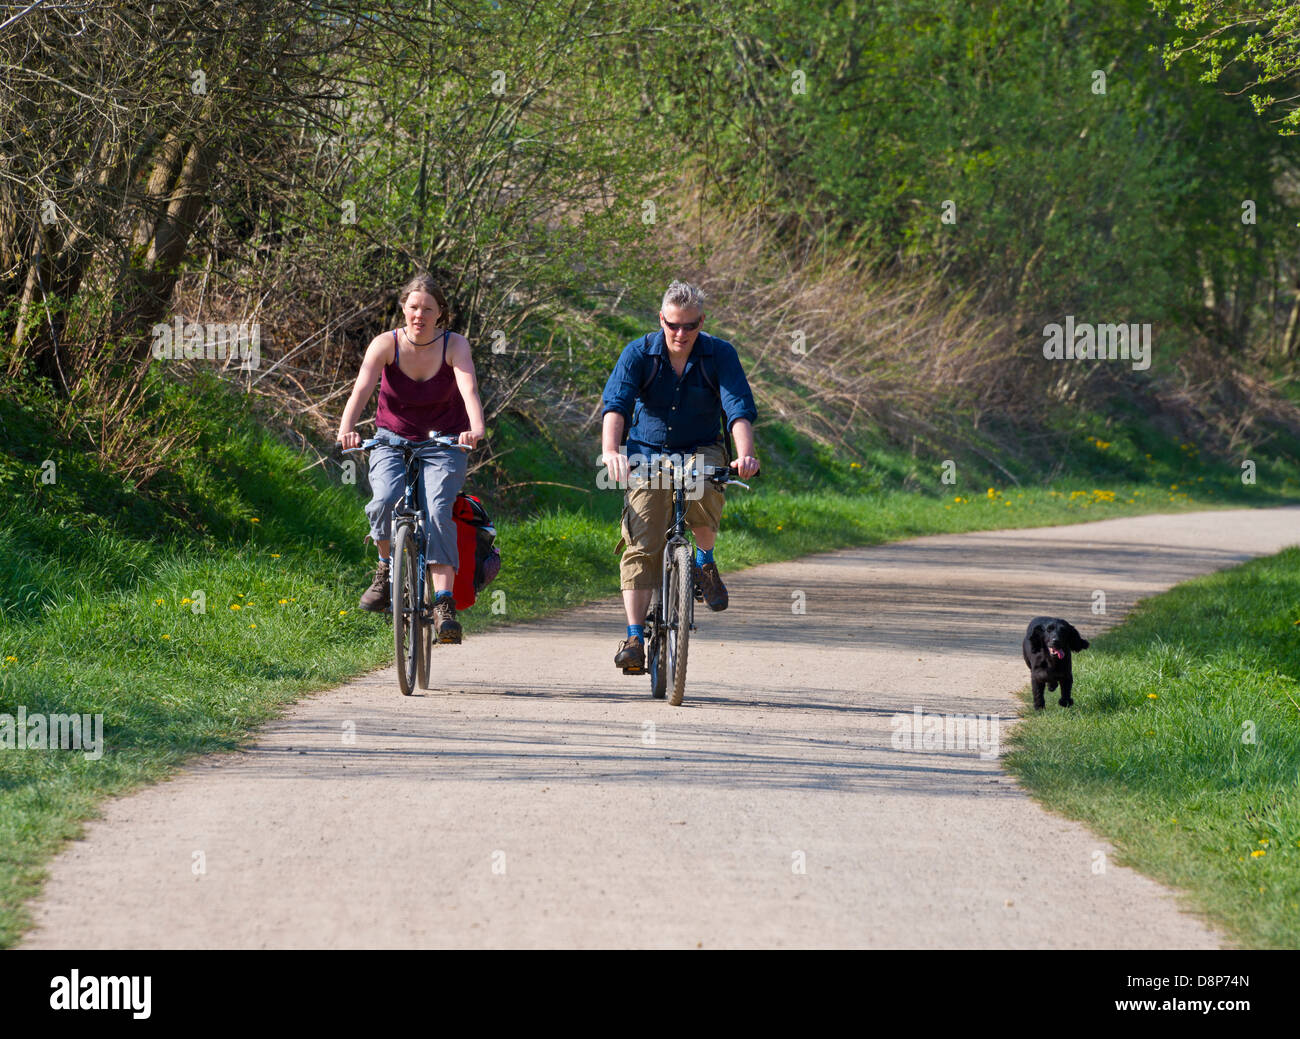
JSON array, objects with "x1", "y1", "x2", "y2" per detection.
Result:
[
  {"x1": 337, "y1": 430, "x2": 361, "y2": 451},
  {"x1": 730, "y1": 455, "x2": 760, "y2": 479},
  {"x1": 458, "y1": 427, "x2": 485, "y2": 449}
]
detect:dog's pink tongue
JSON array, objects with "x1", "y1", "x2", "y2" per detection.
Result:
[{"x1": 1051, "y1": 648, "x2": 1064, "y2": 659}]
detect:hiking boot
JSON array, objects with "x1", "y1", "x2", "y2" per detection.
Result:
[
  {"x1": 432, "y1": 595, "x2": 462, "y2": 644},
  {"x1": 694, "y1": 561, "x2": 728, "y2": 611},
  {"x1": 615, "y1": 635, "x2": 645, "y2": 672},
  {"x1": 359, "y1": 559, "x2": 391, "y2": 612}
]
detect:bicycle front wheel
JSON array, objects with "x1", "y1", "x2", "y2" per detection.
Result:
[
  {"x1": 392, "y1": 522, "x2": 420, "y2": 696},
  {"x1": 666, "y1": 542, "x2": 693, "y2": 706}
]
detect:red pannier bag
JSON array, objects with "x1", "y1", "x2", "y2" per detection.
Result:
[{"x1": 451, "y1": 493, "x2": 499, "y2": 610}]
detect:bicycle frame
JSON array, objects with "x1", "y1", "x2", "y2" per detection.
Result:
[
  {"x1": 637, "y1": 454, "x2": 752, "y2": 702},
  {"x1": 392, "y1": 449, "x2": 429, "y2": 621},
  {"x1": 658, "y1": 461, "x2": 696, "y2": 637}
]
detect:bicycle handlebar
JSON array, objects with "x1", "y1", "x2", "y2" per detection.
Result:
[{"x1": 336, "y1": 431, "x2": 470, "y2": 456}]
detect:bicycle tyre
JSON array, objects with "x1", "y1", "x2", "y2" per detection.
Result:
[
  {"x1": 393, "y1": 522, "x2": 419, "y2": 696},
  {"x1": 647, "y1": 589, "x2": 667, "y2": 699},
  {"x1": 417, "y1": 561, "x2": 432, "y2": 689},
  {"x1": 666, "y1": 541, "x2": 692, "y2": 706}
]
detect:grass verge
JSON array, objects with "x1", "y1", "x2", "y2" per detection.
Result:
[{"x1": 1005, "y1": 547, "x2": 1300, "y2": 949}]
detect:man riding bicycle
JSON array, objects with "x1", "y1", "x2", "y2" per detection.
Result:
[{"x1": 599, "y1": 280, "x2": 759, "y2": 672}]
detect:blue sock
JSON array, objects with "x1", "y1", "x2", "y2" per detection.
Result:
[
  {"x1": 434, "y1": 590, "x2": 454, "y2": 603},
  {"x1": 695, "y1": 546, "x2": 714, "y2": 566},
  {"x1": 627, "y1": 623, "x2": 644, "y2": 640},
  {"x1": 379, "y1": 555, "x2": 390, "y2": 565}
]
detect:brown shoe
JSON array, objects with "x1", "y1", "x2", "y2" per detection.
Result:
[
  {"x1": 432, "y1": 595, "x2": 462, "y2": 644},
  {"x1": 359, "y1": 559, "x2": 391, "y2": 612},
  {"x1": 694, "y1": 561, "x2": 728, "y2": 611},
  {"x1": 615, "y1": 635, "x2": 645, "y2": 671}
]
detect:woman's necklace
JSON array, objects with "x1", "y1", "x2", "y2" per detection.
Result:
[{"x1": 402, "y1": 326, "x2": 439, "y2": 348}]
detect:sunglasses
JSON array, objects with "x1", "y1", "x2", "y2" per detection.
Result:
[{"x1": 661, "y1": 316, "x2": 702, "y2": 332}]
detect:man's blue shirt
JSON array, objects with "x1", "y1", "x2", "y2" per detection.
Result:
[{"x1": 600, "y1": 329, "x2": 757, "y2": 459}]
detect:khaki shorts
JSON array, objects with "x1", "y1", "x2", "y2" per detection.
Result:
[{"x1": 616, "y1": 443, "x2": 728, "y2": 590}]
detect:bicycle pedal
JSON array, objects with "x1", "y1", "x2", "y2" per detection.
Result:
[{"x1": 621, "y1": 665, "x2": 646, "y2": 675}]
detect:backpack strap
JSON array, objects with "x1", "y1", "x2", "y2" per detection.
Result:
[
  {"x1": 637, "y1": 336, "x2": 659, "y2": 394},
  {"x1": 637, "y1": 341, "x2": 718, "y2": 393}
]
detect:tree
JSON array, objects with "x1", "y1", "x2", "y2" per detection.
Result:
[{"x1": 1152, "y1": 0, "x2": 1300, "y2": 136}]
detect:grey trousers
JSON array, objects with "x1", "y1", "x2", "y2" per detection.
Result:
[{"x1": 364, "y1": 439, "x2": 468, "y2": 569}]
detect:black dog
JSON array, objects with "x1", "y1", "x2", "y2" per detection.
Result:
[{"x1": 1022, "y1": 617, "x2": 1089, "y2": 709}]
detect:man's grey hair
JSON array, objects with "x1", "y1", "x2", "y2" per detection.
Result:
[{"x1": 662, "y1": 280, "x2": 706, "y2": 315}]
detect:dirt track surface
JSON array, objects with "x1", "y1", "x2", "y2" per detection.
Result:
[{"x1": 21, "y1": 506, "x2": 1300, "y2": 948}]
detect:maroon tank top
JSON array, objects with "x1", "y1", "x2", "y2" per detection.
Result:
[{"x1": 375, "y1": 329, "x2": 470, "y2": 441}]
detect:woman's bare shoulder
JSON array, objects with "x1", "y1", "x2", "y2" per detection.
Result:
[
  {"x1": 365, "y1": 330, "x2": 396, "y2": 364},
  {"x1": 445, "y1": 329, "x2": 473, "y2": 360}
]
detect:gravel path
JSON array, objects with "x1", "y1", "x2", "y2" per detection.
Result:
[{"x1": 21, "y1": 506, "x2": 1300, "y2": 948}]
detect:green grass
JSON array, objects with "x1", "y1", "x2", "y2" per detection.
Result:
[
  {"x1": 1005, "y1": 547, "x2": 1300, "y2": 949},
  {"x1": 1, "y1": 366, "x2": 1299, "y2": 947}
]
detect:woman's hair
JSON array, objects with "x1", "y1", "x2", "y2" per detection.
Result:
[{"x1": 398, "y1": 273, "x2": 450, "y2": 328}]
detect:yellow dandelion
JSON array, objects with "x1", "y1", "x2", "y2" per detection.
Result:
[
  {"x1": 271, "y1": 553, "x2": 281, "y2": 558},
  {"x1": 338, "y1": 610, "x2": 347, "y2": 616},
  {"x1": 162, "y1": 635, "x2": 171, "y2": 640},
  {"x1": 181, "y1": 597, "x2": 192, "y2": 605},
  {"x1": 1147, "y1": 693, "x2": 1158, "y2": 699},
  {"x1": 230, "y1": 604, "x2": 241, "y2": 611},
  {"x1": 1259, "y1": 839, "x2": 1269, "y2": 846},
  {"x1": 1251, "y1": 850, "x2": 1265, "y2": 858},
  {"x1": 154, "y1": 598, "x2": 163, "y2": 605},
  {"x1": 4, "y1": 655, "x2": 15, "y2": 662},
  {"x1": 249, "y1": 623, "x2": 256, "y2": 629},
  {"x1": 251, "y1": 518, "x2": 260, "y2": 523},
  {"x1": 777, "y1": 524, "x2": 784, "y2": 530},
  {"x1": 850, "y1": 462, "x2": 861, "y2": 469},
  {"x1": 279, "y1": 599, "x2": 288, "y2": 605}
]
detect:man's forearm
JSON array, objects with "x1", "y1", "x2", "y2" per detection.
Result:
[
  {"x1": 602, "y1": 411, "x2": 626, "y2": 455},
  {"x1": 730, "y1": 418, "x2": 755, "y2": 458}
]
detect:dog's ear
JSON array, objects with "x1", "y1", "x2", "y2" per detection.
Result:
[
  {"x1": 1027, "y1": 623, "x2": 1045, "y2": 649},
  {"x1": 1064, "y1": 622, "x2": 1089, "y2": 651}
]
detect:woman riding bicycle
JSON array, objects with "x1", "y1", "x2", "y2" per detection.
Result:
[{"x1": 336, "y1": 274, "x2": 486, "y2": 643}]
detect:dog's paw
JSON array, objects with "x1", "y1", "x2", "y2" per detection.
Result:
[{"x1": 1059, "y1": 697, "x2": 1074, "y2": 707}]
